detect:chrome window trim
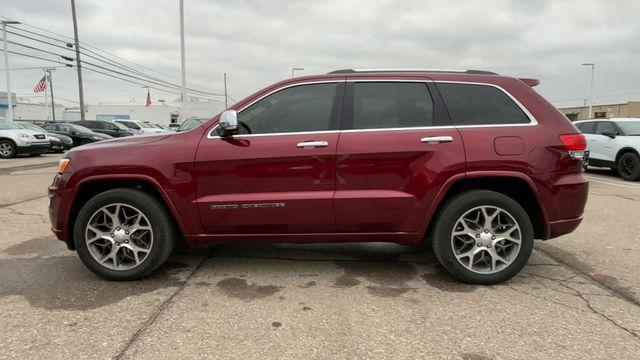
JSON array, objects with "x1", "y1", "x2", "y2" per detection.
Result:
[
  {"x1": 207, "y1": 80, "x2": 342, "y2": 139},
  {"x1": 207, "y1": 79, "x2": 538, "y2": 139},
  {"x1": 433, "y1": 80, "x2": 538, "y2": 127}
]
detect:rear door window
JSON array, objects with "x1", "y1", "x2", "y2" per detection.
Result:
[
  {"x1": 437, "y1": 83, "x2": 530, "y2": 125},
  {"x1": 595, "y1": 121, "x2": 617, "y2": 135},
  {"x1": 348, "y1": 82, "x2": 434, "y2": 129}
]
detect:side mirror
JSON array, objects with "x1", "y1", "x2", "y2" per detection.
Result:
[
  {"x1": 601, "y1": 130, "x2": 616, "y2": 138},
  {"x1": 219, "y1": 110, "x2": 238, "y2": 135}
]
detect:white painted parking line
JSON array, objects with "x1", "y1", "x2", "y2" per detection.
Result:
[{"x1": 584, "y1": 174, "x2": 640, "y2": 189}]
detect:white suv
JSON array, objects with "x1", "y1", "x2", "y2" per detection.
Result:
[
  {"x1": 0, "y1": 119, "x2": 51, "y2": 159},
  {"x1": 575, "y1": 118, "x2": 640, "y2": 181},
  {"x1": 114, "y1": 119, "x2": 167, "y2": 135}
]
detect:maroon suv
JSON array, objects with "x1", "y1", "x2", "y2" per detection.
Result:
[{"x1": 48, "y1": 69, "x2": 588, "y2": 284}]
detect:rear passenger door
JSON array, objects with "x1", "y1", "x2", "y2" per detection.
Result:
[
  {"x1": 591, "y1": 121, "x2": 619, "y2": 162},
  {"x1": 335, "y1": 80, "x2": 465, "y2": 233}
]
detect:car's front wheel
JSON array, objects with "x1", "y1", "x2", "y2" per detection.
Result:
[
  {"x1": 617, "y1": 152, "x2": 640, "y2": 181},
  {"x1": 0, "y1": 139, "x2": 16, "y2": 159},
  {"x1": 432, "y1": 190, "x2": 534, "y2": 284},
  {"x1": 74, "y1": 188, "x2": 175, "y2": 281}
]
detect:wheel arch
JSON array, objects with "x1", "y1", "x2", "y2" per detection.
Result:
[
  {"x1": 425, "y1": 172, "x2": 548, "y2": 241},
  {"x1": 615, "y1": 147, "x2": 640, "y2": 164},
  {"x1": 66, "y1": 175, "x2": 186, "y2": 250}
]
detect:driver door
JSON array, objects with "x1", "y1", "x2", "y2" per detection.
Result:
[{"x1": 194, "y1": 81, "x2": 344, "y2": 235}]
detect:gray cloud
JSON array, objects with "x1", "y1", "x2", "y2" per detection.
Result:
[{"x1": 2, "y1": 0, "x2": 640, "y2": 109}]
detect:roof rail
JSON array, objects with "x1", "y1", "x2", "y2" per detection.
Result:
[{"x1": 327, "y1": 69, "x2": 498, "y2": 75}]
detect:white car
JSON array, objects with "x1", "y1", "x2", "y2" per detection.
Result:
[
  {"x1": 575, "y1": 118, "x2": 640, "y2": 181},
  {"x1": 0, "y1": 119, "x2": 51, "y2": 159},
  {"x1": 114, "y1": 119, "x2": 168, "y2": 135}
]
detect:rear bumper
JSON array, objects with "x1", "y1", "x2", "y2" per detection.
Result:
[
  {"x1": 537, "y1": 171, "x2": 589, "y2": 240},
  {"x1": 547, "y1": 216, "x2": 583, "y2": 239}
]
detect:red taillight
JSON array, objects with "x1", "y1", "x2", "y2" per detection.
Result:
[{"x1": 559, "y1": 134, "x2": 586, "y2": 151}]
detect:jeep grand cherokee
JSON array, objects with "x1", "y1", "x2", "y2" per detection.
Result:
[{"x1": 48, "y1": 69, "x2": 588, "y2": 284}]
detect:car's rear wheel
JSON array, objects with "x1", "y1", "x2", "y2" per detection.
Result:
[
  {"x1": 74, "y1": 188, "x2": 175, "y2": 281},
  {"x1": 617, "y1": 152, "x2": 640, "y2": 181},
  {"x1": 432, "y1": 190, "x2": 534, "y2": 284},
  {"x1": 0, "y1": 140, "x2": 16, "y2": 159}
]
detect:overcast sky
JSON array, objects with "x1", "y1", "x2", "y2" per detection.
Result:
[{"x1": 2, "y1": 0, "x2": 640, "y2": 109}]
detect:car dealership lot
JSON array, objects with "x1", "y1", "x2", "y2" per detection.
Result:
[{"x1": 0, "y1": 156, "x2": 638, "y2": 359}]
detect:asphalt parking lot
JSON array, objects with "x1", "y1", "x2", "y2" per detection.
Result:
[{"x1": 1, "y1": 154, "x2": 639, "y2": 359}]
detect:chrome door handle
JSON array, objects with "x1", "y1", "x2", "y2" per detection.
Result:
[
  {"x1": 297, "y1": 141, "x2": 329, "y2": 148},
  {"x1": 420, "y1": 136, "x2": 453, "y2": 143}
]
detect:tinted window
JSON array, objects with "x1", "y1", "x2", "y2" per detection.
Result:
[
  {"x1": 237, "y1": 83, "x2": 337, "y2": 135},
  {"x1": 438, "y1": 83, "x2": 530, "y2": 125},
  {"x1": 350, "y1": 82, "x2": 433, "y2": 129},
  {"x1": 596, "y1": 121, "x2": 617, "y2": 135},
  {"x1": 118, "y1": 121, "x2": 140, "y2": 130},
  {"x1": 577, "y1": 122, "x2": 596, "y2": 134}
]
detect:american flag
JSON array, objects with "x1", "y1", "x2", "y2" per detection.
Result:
[
  {"x1": 145, "y1": 88, "x2": 152, "y2": 107},
  {"x1": 33, "y1": 75, "x2": 47, "y2": 93}
]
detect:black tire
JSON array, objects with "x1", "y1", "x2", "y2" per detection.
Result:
[
  {"x1": 74, "y1": 188, "x2": 176, "y2": 281},
  {"x1": 0, "y1": 139, "x2": 17, "y2": 159},
  {"x1": 80, "y1": 139, "x2": 93, "y2": 145},
  {"x1": 617, "y1": 152, "x2": 640, "y2": 181},
  {"x1": 431, "y1": 190, "x2": 534, "y2": 285}
]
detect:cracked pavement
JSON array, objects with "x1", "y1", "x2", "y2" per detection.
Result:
[{"x1": 1, "y1": 155, "x2": 639, "y2": 359}]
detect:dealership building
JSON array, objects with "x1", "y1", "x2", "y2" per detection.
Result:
[
  {"x1": 1, "y1": 91, "x2": 225, "y2": 125},
  {"x1": 559, "y1": 101, "x2": 640, "y2": 121}
]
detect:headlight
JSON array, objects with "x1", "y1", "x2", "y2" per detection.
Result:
[
  {"x1": 92, "y1": 136, "x2": 102, "y2": 140},
  {"x1": 57, "y1": 158, "x2": 70, "y2": 174},
  {"x1": 18, "y1": 134, "x2": 33, "y2": 139}
]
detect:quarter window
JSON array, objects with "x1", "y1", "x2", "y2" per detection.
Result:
[
  {"x1": 438, "y1": 83, "x2": 530, "y2": 125},
  {"x1": 577, "y1": 122, "x2": 596, "y2": 134},
  {"x1": 237, "y1": 83, "x2": 337, "y2": 135},
  {"x1": 350, "y1": 82, "x2": 434, "y2": 129}
]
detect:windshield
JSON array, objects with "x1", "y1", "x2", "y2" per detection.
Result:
[
  {"x1": 137, "y1": 122, "x2": 152, "y2": 128},
  {"x1": 18, "y1": 122, "x2": 44, "y2": 132},
  {"x1": 110, "y1": 121, "x2": 130, "y2": 131},
  {"x1": 0, "y1": 120, "x2": 23, "y2": 130},
  {"x1": 616, "y1": 121, "x2": 640, "y2": 135},
  {"x1": 177, "y1": 118, "x2": 204, "y2": 132},
  {"x1": 67, "y1": 124, "x2": 94, "y2": 134},
  {"x1": 118, "y1": 121, "x2": 139, "y2": 130}
]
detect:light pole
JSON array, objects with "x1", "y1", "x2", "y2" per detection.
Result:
[
  {"x1": 292, "y1": 67, "x2": 304, "y2": 78},
  {"x1": 2, "y1": 20, "x2": 20, "y2": 122},
  {"x1": 179, "y1": 0, "x2": 187, "y2": 120},
  {"x1": 582, "y1": 63, "x2": 595, "y2": 119},
  {"x1": 70, "y1": 0, "x2": 86, "y2": 120}
]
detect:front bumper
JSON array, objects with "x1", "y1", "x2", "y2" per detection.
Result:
[
  {"x1": 48, "y1": 172, "x2": 75, "y2": 249},
  {"x1": 16, "y1": 143, "x2": 50, "y2": 155}
]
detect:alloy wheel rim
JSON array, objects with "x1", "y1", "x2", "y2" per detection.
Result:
[
  {"x1": 85, "y1": 203, "x2": 153, "y2": 271},
  {"x1": 620, "y1": 156, "x2": 635, "y2": 176},
  {"x1": 450, "y1": 205, "x2": 521, "y2": 274},
  {"x1": 0, "y1": 143, "x2": 11, "y2": 156}
]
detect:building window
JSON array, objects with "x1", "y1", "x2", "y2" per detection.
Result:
[
  {"x1": 594, "y1": 111, "x2": 607, "y2": 118},
  {"x1": 566, "y1": 113, "x2": 579, "y2": 121}
]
